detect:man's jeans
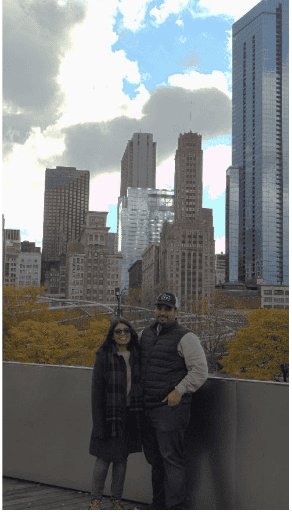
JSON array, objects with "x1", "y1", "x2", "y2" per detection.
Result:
[
  {"x1": 91, "y1": 457, "x2": 127, "y2": 501},
  {"x1": 141, "y1": 402, "x2": 191, "y2": 510}
]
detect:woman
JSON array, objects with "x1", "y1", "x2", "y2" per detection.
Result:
[{"x1": 89, "y1": 318, "x2": 143, "y2": 510}]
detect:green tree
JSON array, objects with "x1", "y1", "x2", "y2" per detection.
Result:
[{"x1": 219, "y1": 308, "x2": 289, "y2": 381}]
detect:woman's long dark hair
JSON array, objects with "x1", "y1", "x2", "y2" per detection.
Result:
[{"x1": 98, "y1": 317, "x2": 139, "y2": 353}]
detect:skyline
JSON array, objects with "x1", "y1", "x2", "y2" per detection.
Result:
[{"x1": 3, "y1": 0, "x2": 264, "y2": 254}]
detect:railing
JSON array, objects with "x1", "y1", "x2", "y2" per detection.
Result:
[{"x1": 3, "y1": 362, "x2": 289, "y2": 510}]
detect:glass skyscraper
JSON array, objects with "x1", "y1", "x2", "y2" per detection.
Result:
[
  {"x1": 118, "y1": 188, "x2": 174, "y2": 289},
  {"x1": 231, "y1": 0, "x2": 288, "y2": 285},
  {"x1": 225, "y1": 166, "x2": 240, "y2": 283}
]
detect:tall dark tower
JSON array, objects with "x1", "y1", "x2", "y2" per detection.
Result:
[
  {"x1": 41, "y1": 166, "x2": 90, "y2": 292},
  {"x1": 159, "y1": 132, "x2": 215, "y2": 309},
  {"x1": 174, "y1": 132, "x2": 203, "y2": 222},
  {"x1": 120, "y1": 133, "x2": 156, "y2": 197}
]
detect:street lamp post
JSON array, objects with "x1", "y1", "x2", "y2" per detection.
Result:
[{"x1": 115, "y1": 288, "x2": 121, "y2": 318}]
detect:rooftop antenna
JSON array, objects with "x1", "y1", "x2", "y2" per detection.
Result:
[{"x1": 190, "y1": 101, "x2": 192, "y2": 133}]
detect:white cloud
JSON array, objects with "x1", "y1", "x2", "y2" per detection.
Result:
[
  {"x1": 90, "y1": 173, "x2": 121, "y2": 211},
  {"x1": 150, "y1": 0, "x2": 191, "y2": 26},
  {"x1": 215, "y1": 236, "x2": 225, "y2": 254},
  {"x1": 56, "y1": 0, "x2": 148, "y2": 127},
  {"x1": 168, "y1": 69, "x2": 231, "y2": 98},
  {"x1": 196, "y1": 0, "x2": 261, "y2": 20},
  {"x1": 3, "y1": 127, "x2": 66, "y2": 245},
  {"x1": 175, "y1": 17, "x2": 184, "y2": 27},
  {"x1": 121, "y1": 84, "x2": 151, "y2": 119},
  {"x1": 203, "y1": 145, "x2": 231, "y2": 198},
  {"x1": 156, "y1": 157, "x2": 175, "y2": 189},
  {"x1": 117, "y1": 0, "x2": 152, "y2": 32},
  {"x1": 226, "y1": 29, "x2": 232, "y2": 65},
  {"x1": 179, "y1": 35, "x2": 186, "y2": 43}
]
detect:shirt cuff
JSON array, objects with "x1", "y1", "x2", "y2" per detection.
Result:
[{"x1": 175, "y1": 383, "x2": 185, "y2": 396}]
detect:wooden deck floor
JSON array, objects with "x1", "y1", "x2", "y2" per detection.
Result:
[{"x1": 3, "y1": 477, "x2": 148, "y2": 510}]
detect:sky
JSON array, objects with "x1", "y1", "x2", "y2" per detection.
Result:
[{"x1": 3, "y1": 0, "x2": 262, "y2": 254}]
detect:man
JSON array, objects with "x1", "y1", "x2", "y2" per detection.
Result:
[{"x1": 140, "y1": 292, "x2": 208, "y2": 510}]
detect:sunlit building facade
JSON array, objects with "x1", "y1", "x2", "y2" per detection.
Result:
[{"x1": 232, "y1": 0, "x2": 289, "y2": 285}]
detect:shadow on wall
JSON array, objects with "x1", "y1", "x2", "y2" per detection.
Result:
[{"x1": 2, "y1": 363, "x2": 289, "y2": 510}]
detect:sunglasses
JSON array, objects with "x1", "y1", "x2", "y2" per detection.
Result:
[{"x1": 114, "y1": 328, "x2": 131, "y2": 335}]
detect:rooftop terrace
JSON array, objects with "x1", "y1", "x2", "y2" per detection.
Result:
[{"x1": 3, "y1": 362, "x2": 289, "y2": 510}]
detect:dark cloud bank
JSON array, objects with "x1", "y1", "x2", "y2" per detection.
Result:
[{"x1": 61, "y1": 86, "x2": 231, "y2": 176}]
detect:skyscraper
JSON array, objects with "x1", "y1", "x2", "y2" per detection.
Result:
[
  {"x1": 120, "y1": 133, "x2": 156, "y2": 197},
  {"x1": 230, "y1": 0, "x2": 289, "y2": 285},
  {"x1": 118, "y1": 188, "x2": 174, "y2": 289},
  {"x1": 225, "y1": 166, "x2": 239, "y2": 283},
  {"x1": 41, "y1": 166, "x2": 90, "y2": 292},
  {"x1": 158, "y1": 133, "x2": 215, "y2": 308}
]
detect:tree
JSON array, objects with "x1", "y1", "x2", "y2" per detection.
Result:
[
  {"x1": 174, "y1": 292, "x2": 249, "y2": 372},
  {"x1": 3, "y1": 285, "x2": 48, "y2": 335},
  {"x1": 183, "y1": 292, "x2": 248, "y2": 372},
  {"x1": 218, "y1": 308, "x2": 289, "y2": 381},
  {"x1": 3, "y1": 285, "x2": 111, "y2": 367},
  {"x1": 3, "y1": 315, "x2": 110, "y2": 367}
]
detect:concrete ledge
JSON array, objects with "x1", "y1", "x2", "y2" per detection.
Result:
[{"x1": 3, "y1": 362, "x2": 289, "y2": 509}]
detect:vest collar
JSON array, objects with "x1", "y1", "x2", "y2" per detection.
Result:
[{"x1": 154, "y1": 319, "x2": 178, "y2": 334}]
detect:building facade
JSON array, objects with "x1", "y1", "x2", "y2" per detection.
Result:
[
  {"x1": 231, "y1": 0, "x2": 289, "y2": 285},
  {"x1": 215, "y1": 253, "x2": 226, "y2": 285},
  {"x1": 128, "y1": 260, "x2": 142, "y2": 290},
  {"x1": 41, "y1": 166, "x2": 90, "y2": 292},
  {"x1": 66, "y1": 212, "x2": 122, "y2": 303},
  {"x1": 18, "y1": 252, "x2": 42, "y2": 289},
  {"x1": 141, "y1": 243, "x2": 160, "y2": 304},
  {"x1": 118, "y1": 188, "x2": 174, "y2": 289},
  {"x1": 4, "y1": 230, "x2": 41, "y2": 289},
  {"x1": 225, "y1": 166, "x2": 240, "y2": 283},
  {"x1": 4, "y1": 230, "x2": 21, "y2": 287},
  {"x1": 21, "y1": 241, "x2": 41, "y2": 253},
  {"x1": 154, "y1": 133, "x2": 215, "y2": 309},
  {"x1": 261, "y1": 284, "x2": 289, "y2": 309},
  {"x1": 120, "y1": 133, "x2": 156, "y2": 197}
]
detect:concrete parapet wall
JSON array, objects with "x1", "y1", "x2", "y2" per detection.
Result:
[{"x1": 3, "y1": 362, "x2": 289, "y2": 509}]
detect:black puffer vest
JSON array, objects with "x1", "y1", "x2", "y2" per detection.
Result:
[{"x1": 140, "y1": 320, "x2": 193, "y2": 408}]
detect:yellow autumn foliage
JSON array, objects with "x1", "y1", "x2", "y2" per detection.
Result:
[
  {"x1": 219, "y1": 308, "x2": 289, "y2": 381},
  {"x1": 3, "y1": 285, "x2": 110, "y2": 367}
]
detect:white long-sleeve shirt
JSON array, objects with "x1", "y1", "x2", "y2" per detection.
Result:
[{"x1": 175, "y1": 331, "x2": 208, "y2": 395}]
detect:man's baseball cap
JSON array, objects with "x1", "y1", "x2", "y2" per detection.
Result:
[{"x1": 155, "y1": 292, "x2": 179, "y2": 309}]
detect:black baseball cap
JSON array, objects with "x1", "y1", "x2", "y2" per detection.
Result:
[{"x1": 155, "y1": 293, "x2": 179, "y2": 309}]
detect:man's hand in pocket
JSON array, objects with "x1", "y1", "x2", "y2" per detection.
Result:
[{"x1": 162, "y1": 389, "x2": 182, "y2": 406}]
